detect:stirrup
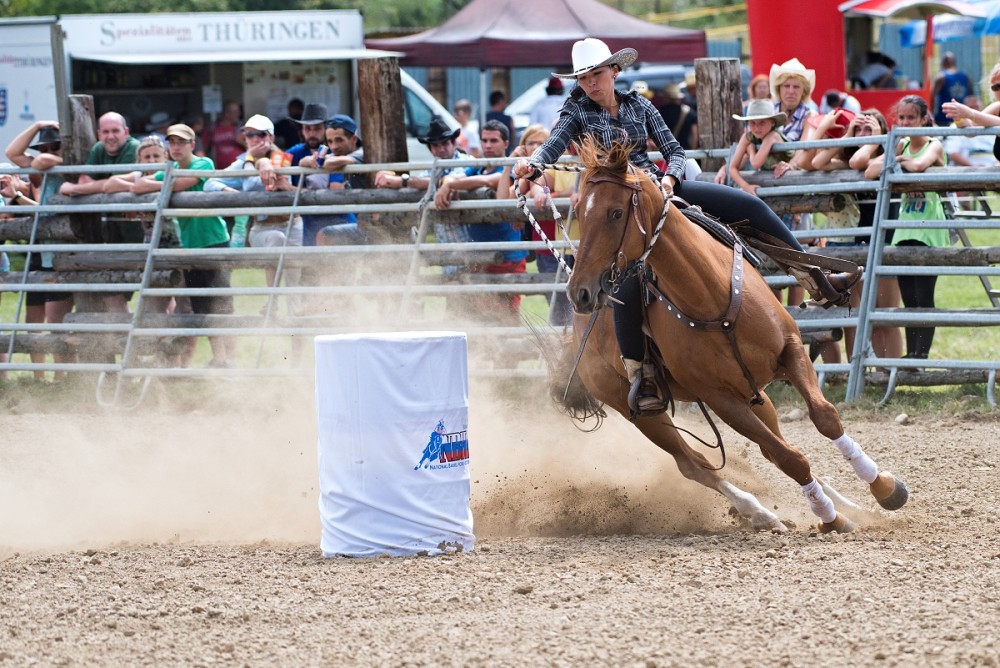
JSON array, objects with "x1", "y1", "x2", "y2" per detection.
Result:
[
  {"x1": 790, "y1": 266, "x2": 861, "y2": 309},
  {"x1": 625, "y1": 360, "x2": 668, "y2": 417}
]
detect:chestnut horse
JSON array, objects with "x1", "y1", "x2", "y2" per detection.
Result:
[{"x1": 556, "y1": 138, "x2": 907, "y2": 533}]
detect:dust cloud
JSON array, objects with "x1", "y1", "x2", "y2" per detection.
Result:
[{"x1": 1, "y1": 368, "x2": 776, "y2": 555}]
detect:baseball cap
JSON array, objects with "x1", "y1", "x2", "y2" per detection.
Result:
[
  {"x1": 165, "y1": 124, "x2": 196, "y2": 142},
  {"x1": 243, "y1": 114, "x2": 274, "y2": 134},
  {"x1": 325, "y1": 114, "x2": 358, "y2": 137}
]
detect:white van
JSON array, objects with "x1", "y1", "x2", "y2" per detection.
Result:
[{"x1": 400, "y1": 69, "x2": 461, "y2": 161}]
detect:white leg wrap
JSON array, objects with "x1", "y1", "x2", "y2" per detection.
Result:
[
  {"x1": 833, "y1": 434, "x2": 879, "y2": 484},
  {"x1": 801, "y1": 479, "x2": 837, "y2": 524}
]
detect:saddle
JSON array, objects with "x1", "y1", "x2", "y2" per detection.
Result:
[{"x1": 632, "y1": 202, "x2": 860, "y2": 413}]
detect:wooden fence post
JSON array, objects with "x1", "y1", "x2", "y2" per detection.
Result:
[
  {"x1": 64, "y1": 95, "x2": 105, "y2": 314},
  {"x1": 694, "y1": 58, "x2": 743, "y2": 172},
  {"x1": 357, "y1": 57, "x2": 408, "y2": 184}
]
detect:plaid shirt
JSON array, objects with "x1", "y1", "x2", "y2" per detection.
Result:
[{"x1": 531, "y1": 90, "x2": 687, "y2": 184}]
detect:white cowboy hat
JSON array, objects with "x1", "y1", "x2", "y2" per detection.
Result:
[
  {"x1": 732, "y1": 99, "x2": 788, "y2": 126},
  {"x1": 552, "y1": 38, "x2": 637, "y2": 79},
  {"x1": 769, "y1": 57, "x2": 816, "y2": 99}
]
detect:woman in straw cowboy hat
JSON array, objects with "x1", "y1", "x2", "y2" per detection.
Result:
[
  {"x1": 769, "y1": 57, "x2": 819, "y2": 177},
  {"x1": 512, "y1": 38, "x2": 861, "y2": 414}
]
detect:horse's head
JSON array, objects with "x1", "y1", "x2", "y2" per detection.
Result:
[{"x1": 568, "y1": 137, "x2": 663, "y2": 314}]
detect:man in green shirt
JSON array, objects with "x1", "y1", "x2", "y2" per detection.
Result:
[
  {"x1": 59, "y1": 112, "x2": 143, "y2": 312},
  {"x1": 134, "y1": 124, "x2": 236, "y2": 369},
  {"x1": 59, "y1": 112, "x2": 139, "y2": 197}
]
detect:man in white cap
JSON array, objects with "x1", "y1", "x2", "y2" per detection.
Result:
[{"x1": 204, "y1": 114, "x2": 303, "y2": 335}]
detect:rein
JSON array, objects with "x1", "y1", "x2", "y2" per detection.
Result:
[{"x1": 511, "y1": 165, "x2": 582, "y2": 276}]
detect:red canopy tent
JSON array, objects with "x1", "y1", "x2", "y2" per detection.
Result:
[{"x1": 365, "y1": 0, "x2": 707, "y2": 67}]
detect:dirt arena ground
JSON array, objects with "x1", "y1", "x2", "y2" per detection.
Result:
[{"x1": 1, "y1": 378, "x2": 998, "y2": 667}]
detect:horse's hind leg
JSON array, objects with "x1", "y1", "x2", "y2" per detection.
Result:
[
  {"x1": 701, "y1": 391, "x2": 853, "y2": 533},
  {"x1": 626, "y1": 411, "x2": 785, "y2": 532},
  {"x1": 779, "y1": 342, "x2": 909, "y2": 511}
]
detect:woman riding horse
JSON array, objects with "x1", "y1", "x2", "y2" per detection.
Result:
[{"x1": 513, "y1": 38, "x2": 862, "y2": 416}]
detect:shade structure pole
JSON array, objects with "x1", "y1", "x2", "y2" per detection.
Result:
[{"x1": 480, "y1": 67, "x2": 488, "y2": 131}]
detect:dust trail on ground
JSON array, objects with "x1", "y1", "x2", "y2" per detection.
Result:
[
  {"x1": 468, "y1": 384, "x2": 763, "y2": 537},
  {"x1": 1, "y1": 367, "x2": 785, "y2": 554}
]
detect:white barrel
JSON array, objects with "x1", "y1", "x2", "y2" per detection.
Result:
[{"x1": 314, "y1": 332, "x2": 474, "y2": 557}]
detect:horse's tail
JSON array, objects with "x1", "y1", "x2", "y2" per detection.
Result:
[{"x1": 522, "y1": 315, "x2": 606, "y2": 431}]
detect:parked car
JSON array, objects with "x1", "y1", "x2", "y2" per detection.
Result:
[{"x1": 616, "y1": 63, "x2": 753, "y2": 103}]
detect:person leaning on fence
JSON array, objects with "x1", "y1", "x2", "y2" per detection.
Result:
[
  {"x1": 57, "y1": 111, "x2": 143, "y2": 313},
  {"x1": 4, "y1": 122, "x2": 76, "y2": 380},
  {"x1": 941, "y1": 94, "x2": 999, "y2": 168},
  {"x1": 132, "y1": 124, "x2": 236, "y2": 369},
  {"x1": 204, "y1": 114, "x2": 303, "y2": 321},
  {"x1": 374, "y1": 116, "x2": 467, "y2": 191},
  {"x1": 726, "y1": 100, "x2": 792, "y2": 196},
  {"x1": 284, "y1": 102, "x2": 329, "y2": 183},
  {"x1": 809, "y1": 109, "x2": 902, "y2": 365},
  {"x1": 435, "y1": 119, "x2": 528, "y2": 324},
  {"x1": 104, "y1": 135, "x2": 191, "y2": 343},
  {"x1": 839, "y1": 109, "x2": 905, "y2": 364},
  {"x1": 943, "y1": 61, "x2": 1000, "y2": 164},
  {"x1": 496, "y1": 123, "x2": 579, "y2": 327},
  {"x1": 865, "y1": 95, "x2": 949, "y2": 363},
  {"x1": 297, "y1": 114, "x2": 368, "y2": 247},
  {"x1": 512, "y1": 38, "x2": 862, "y2": 414}
]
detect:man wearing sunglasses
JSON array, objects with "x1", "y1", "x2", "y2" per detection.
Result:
[{"x1": 203, "y1": 114, "x2": 304, "y2": 350}]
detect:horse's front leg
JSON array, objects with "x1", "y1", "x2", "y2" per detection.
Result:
[{"x1": 777, "y1": 341, "x2": 909, "y2": 511}]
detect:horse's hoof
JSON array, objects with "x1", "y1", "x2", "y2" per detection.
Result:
[
  {"x1": 818, "y1": 513, "x2": 854, "y2": 534},
  {"x1": 870, "y1": 472, "x2": 909, "y2": 511}
]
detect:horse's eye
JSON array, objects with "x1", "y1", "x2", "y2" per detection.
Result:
[{"x1": 611, "y1": 209, "x2": 624, "y2": 221}]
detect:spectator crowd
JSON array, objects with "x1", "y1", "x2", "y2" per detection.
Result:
[{"x1": 2, "y1": 49, "x2": 999, "y2": 378}]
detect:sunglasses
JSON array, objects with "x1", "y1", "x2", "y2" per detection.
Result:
[
  {"x1": 35, "y1": 143, "x2": 61, "y2": 152},
  {"x1": 991, "y1": 82, "x2": 1000, "y2": 92},
  {"x1": 243, "y1": 131, "x2": 267, "y2": 139}
]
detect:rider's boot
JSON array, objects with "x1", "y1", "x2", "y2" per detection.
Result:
[
  {"x1": 788, "y1": 266, "x2": 863, "y2": 308},
  {"x1": 622, "y1": 357, "x2": 667, "y2": 416}
]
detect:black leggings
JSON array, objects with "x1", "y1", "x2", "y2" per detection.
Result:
[
  {"x1": 614, "y1": 180, "x2": 803, "y2": 360},
  {"x1": 895, "y1": 239, "x2": 938, "y2": 358}
]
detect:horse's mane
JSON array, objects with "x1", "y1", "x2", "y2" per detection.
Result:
[{"x1": 577, "y1": 136, "x2": 645, "y2": 188}]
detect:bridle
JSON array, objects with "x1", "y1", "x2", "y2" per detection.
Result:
[{"x1": 583, "y1": 165, "x2": 670, "y2": 295}]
